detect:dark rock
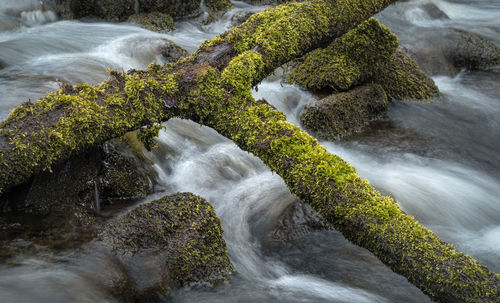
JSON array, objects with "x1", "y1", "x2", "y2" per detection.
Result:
[
  {"x1": 230, "y1": 11, "x2": 254, "y2": 27},
  {"x1": 420, "y1": 3, "x2": 449, "y2": 20},
  {"x1": 205, "y1": 0, "x2": 233, "y2": 15},
  {"x1": 158, "y1": 39, "x2": 189, "y2": 63},
  {"x1": 266, "y1": 200, "x2": 331, "y2": 245},
  {"x1": 404, "y1": 28, "x2": 500, "y2": 76},
  {"x1": 0, "y1": 133, "x2": 157, "y2": 248},
  {"x1": 300, "y1": 84, "x2": 388, "y2": 141},
  {"x1": 376, "y1": 50, "x2": 439, "y2": 101},
  {"x1": 43, "y1": 0, "x2": 202, "y2": 21},
  {"x1": 97, "y1": 193, "x2": 232, "y2": 300},
  {"x1": 128, "y1": 12, "x2": 175, "y2": 33}
]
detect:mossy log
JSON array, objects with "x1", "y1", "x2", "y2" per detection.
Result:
[{"x1": 0, "y1": 1, "x2": 498, "y2": 302}]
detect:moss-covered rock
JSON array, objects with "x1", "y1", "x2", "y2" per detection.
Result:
[
  {"x1": 0, "y1": 134, "x2": 157, "y2": 250},
  {"x1": 300, "y1": 84, "x2": 388, "y2": 141},
  {"x1": 98, "y1": 192, "x2": 232, "y2": 300},
  {"x1": 45, "y1": 0, "x2": 202, "y2": 21},
  {"x1": 128, "y1": 12, "x2": 175, "y2": 33},
  {"x1": 285, "y1": 18, "x2": 398, "y2": 91},
  {"x1": 376, "y1": 50, "x2": 439, "y2": 101},
  {"x1": 205, "y1": 0, "x2": 234, "y2": 15}
]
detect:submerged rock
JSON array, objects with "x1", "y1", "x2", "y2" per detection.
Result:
[
  {"x1": 97, "y1": 193, "x2": 232, "y2": 300},
  {"x1": 266, "y1": 200, "x2": 331, "y2": 245},
  {"x1": 285, "y1": 18, "x2": 398, "y2": 91},
  {"x1": 420, "y1": 3, "x2": 449, "y2": 20},
  {"x1": 376, "y1": 50, "x2": 439, "y2": 101},
  {"x1": 128, "y1": 12, "x2": 175, "y2": 33},
  {"x1": 406, "y1": 28, "x2": 500, "y2": 76},
  {"x1": 300, "y1": 84, "x2": 388, "y2": 141}
]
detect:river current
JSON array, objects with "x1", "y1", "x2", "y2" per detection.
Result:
[{"x1": 0, "y1": 0, "x2": 499, "y2": 302}]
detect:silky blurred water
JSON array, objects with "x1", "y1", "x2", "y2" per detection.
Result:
[{"x1": 0, "y1": 0, "x2": 498, "y2": 302}]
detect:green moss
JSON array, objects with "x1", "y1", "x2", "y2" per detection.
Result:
[
  {"x1": 205, "y1": 0, "x2": 234, "y2": 14},
  {"x1": 300, "y1": 84, "x2": 388, "y2": 140},
  {"x1": 100, "y1": 193, "x2": 232, "y2": 292},
  {"x1": 128, "y1": 12, "x2": 175, "y2": 33},
  {"x1": 376, "y1": 50, "x2": 440, "y2": 101},
  {"x1": 285, "y1": 18, "x2": 398, "y2": 91}
]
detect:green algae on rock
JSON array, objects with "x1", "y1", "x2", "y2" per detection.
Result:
[
  {"x1": 99, "y1": 193, "x2": 232, "y2": 299},
  {"x1": 128, "y1": 12, "x2": 175, "y2": 33},
  {"x1": 300, "y1": 84, "x2": 388, "y2": 140},
  {"x1": 376, "y1": 50, "x2": 439, "y2": 101},
  {"x1": 285, "y1": 18, "x2": 398, "y2": 91}
]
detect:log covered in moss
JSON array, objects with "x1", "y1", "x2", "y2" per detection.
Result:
[{"x1": 0, "y1": 1, "x2": 498, "y2": 302}]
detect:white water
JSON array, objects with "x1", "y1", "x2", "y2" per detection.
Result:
[{"x1": 0, "y1": 0, "x2": 499, "y2": 302}]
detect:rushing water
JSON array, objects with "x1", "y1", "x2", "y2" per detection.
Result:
[{"x1": 0, "y1": 0, "x2": 499, "y2": 302}]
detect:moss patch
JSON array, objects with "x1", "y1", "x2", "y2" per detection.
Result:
[
  {"x1": 376, "y1": 50, "x2": 439, "y2": 101},
  {"x1": 128, "y1": 12, "x2": 175, "y2": 33}
]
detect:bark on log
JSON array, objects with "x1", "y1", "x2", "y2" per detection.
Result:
[{"x1": 0, "y1": 1, "x2": 498, "y2": 302}]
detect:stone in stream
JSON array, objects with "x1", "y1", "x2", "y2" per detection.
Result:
[
  {"x1": 266, "y1": 200, "x2": 332, "y2": 245},
  {"x1": 376, "y1": 50, "x2": 439, "y2": 101},
  {"x1": 127, "y1": 12, "x2": 176, "y2": 33},
  {"x1": 300, "y1": 84, "x2": 389, "y2": 141},
  {"x1": 0, "y1": 133, "x2": 158, "y2": 250},
  {"x1": 405, "y1": 28, "x2": 500, "y2": 76},
  {"x1": 95, "y1": 192, "x2": 232, "y2": 301}
]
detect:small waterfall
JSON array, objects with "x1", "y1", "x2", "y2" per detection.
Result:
[{"x1": 93, "y1": 180, "x2": 101, "y2": 214}]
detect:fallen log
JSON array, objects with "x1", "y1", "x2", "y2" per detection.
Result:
[{"x1": 0, "y1": 1, "x2": 498, "y2": 302}]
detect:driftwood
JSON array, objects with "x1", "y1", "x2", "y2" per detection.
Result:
[{"x1": 0, "y1": 0, "x2": 498, "y2": 302}]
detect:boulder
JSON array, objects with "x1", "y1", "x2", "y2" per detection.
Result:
[
  {"x1": 0, "y1": 133, "x2": 157, "y2": 248},
  {"x1": 266, "y1": 200, "x2": 331, "y2": 245},
  {"x1": 300, "y1": 84, "x2": 388, "y2": 141},
  {"x1": 405, "y1": 28, "x2": 500, "y2": 76},
  {"x1": 97, "y1": 193, "x2": 232, "y2": 300},
  {"x1": 127, "y1": 12, "x2": 175, "y2": 33},
  {"x1": 376, "y1": 50, "x2": 439, "y2": 101},
  {"x1": 205, "y1": 0, "x2": 233, "y2": 16}
]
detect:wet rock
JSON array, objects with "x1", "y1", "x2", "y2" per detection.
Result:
[
  {"x1": 300, "y1": 84, "x2": 388, "y2": 141},
  {"x1": 205, "y1": 0, "x2": 233, "y2": 16},
  {"x1": 158, "y1": 39, "x2": 189, "y2": 63},
  {"x1": 97, "y1": 193, "x2": 232, "y2": 300},
  {"x1": 376, "y1": 50, "x2": 439, "y2": 101},
  {"x1": 444, "y1": 29, "x2": 500, "y2": 71},
  {"x1": 128, "y1": 12, "x2": 175, "y2": 33},
  {"x1": 43, "y1": 0, "x2": 202, "y2": 21},
  {"x1": 0, "y1": 133, "x2": 157, "y2": 248},
  {"x1": 285, "y1": 18, "x2": 398, "y2": 92},
  {"x1": 420, "y1": 3, "x2": 449, "y2": 20},
  {"x1": 266, "y1": 200, "x2": 331, "y2": 245},
  {"x1": 405, "y1": 28, "x2": 500, "y2": 76},
  {"x1": 240, "y1": 0, "x2": 289, "y2": 5},
  {"x1": 230, "y1": 10, "x2": 254, "y2": 27}
]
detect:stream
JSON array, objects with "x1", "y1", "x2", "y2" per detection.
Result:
[{"x1": 0, "y1": 0, "x2": 499, "y2": 302}]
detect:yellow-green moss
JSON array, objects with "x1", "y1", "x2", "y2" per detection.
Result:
[
  {"x1": 286, "y1": 18, "x2": 398, "y2": 91},
  {"x1": 376, "y1": 50, "x2": 440, "y2": 101},
  {"x1": 128, "y1": 12, "x2": 175, "y2": 33},
  {"x1": 205, "y1": 0, "x2": 234, "y2": 14}
]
